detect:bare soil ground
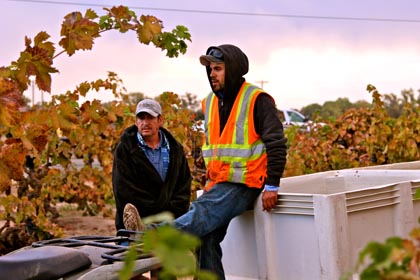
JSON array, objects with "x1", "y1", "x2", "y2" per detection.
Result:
[{"x1": 55, "y1": 209, "x2": 116, "y2": 237}]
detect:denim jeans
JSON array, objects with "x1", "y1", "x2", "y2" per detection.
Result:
[{"x1": 174, "y1": 182, "x2": 262, "y2": 280}]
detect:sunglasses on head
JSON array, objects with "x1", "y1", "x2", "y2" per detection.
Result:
[{"x1": 208, "y1": 48, "x2": 224, "y2": 60}]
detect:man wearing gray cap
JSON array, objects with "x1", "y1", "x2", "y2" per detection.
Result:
[
  {"x1": 112, "y1": 99, "x2": 192, "y2": 231},
  {"x1": 123, "y1": 45, "x2": 288, "y2": 279}
]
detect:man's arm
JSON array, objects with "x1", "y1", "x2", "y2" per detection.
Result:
[{"x1": 254, "y1": 93, "x2": 288, "y2": 211}]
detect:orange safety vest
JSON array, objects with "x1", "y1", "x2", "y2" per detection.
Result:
[{"x1": 202, "y1": 83, "x2": 271, "y2": 190}]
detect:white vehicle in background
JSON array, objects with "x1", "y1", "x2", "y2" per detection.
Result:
[
  {"x1": 278, "y1": 108, "x2": 326, "y2": 131},
  {"x1": 278, "y1": 108, "x2": 309, "y2": 129}
]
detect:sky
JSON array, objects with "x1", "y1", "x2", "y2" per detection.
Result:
[{"x1": 2, "y1": 0, "x2": 420, "y2": 109}]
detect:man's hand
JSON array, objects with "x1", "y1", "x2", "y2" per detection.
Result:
[{"x1": 262, "y1": 190, "x2": 278, "y2": 212}]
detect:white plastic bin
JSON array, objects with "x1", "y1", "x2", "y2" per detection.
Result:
[{"x1": 222, "y1": 162, "x2": 420, "y2": 280}]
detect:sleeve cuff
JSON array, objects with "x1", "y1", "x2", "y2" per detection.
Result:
[{"x1": 264, "y1": 184, "x2": 279, "y2": 192}]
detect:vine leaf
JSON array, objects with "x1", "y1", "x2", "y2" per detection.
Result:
[
  {"x1": 138, "y1": 15, "x2": 162, "y2": 44},
  {"x1": 106, "y1": 5, "x2": 136, "y2": 32},
  {"x1": 11, "y1": 32, "x2": 58, "y2": 93},
  {"x1": 59, "y1": 9, "x2": 100, "y2": 56}
]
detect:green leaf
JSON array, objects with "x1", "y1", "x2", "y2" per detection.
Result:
[
  {"x1": 142, "y1": 226, "x2": 200, "y2": 277},
  {"x1": 119, "y1": 243, "x2": 139, "y2": 280},
  {"x1": 84, "y1": 8, "x2": 98, "y2": 20}
]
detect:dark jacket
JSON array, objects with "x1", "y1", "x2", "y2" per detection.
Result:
[
  {"x1": 112, "y1": 125, "x2": 192, "y2": 230},
  {"x1": 204, "y1": 44, "x2": 288, "y2": 187}
]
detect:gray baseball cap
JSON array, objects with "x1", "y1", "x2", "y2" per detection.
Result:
[
  {"x1": 199, "y1": 48, "x2": 224, "y2": 66},
  {"x1": 135, "y1": 99, "x2": 162, "y2": 117}
]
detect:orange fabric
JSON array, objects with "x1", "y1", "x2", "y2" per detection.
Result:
[{"x1": 202, "y1": 83, "x2": 270, "y2": 190}]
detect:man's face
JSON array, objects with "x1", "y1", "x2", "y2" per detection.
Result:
[
  {"x1": 135, "y1": 112, "x2": 163, "y2": 139},
  {"x1": 209, "y1": 62, "x2": 225, "y2": 92}
]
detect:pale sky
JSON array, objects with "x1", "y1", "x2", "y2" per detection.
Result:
[{"x1": 2, "y1": 0, "x2": 420, "y2": 109}]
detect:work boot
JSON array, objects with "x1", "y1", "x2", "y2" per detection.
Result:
[{"x1": 123, "y1": 203, "x2": 145, "y2": 232}]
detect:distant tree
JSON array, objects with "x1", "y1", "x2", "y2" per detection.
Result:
[
  {"x1": 300, "y1": 103, "x2": 322, "y2": 121},
  {"x1": 401, "y1": 88, "x2": 420, "y2": 105},
  {"x1": 324, "y1": 98, "x2": 353, "y2": 119},
  {"x1": 180, "y1": 92, "x2": 204, "y2": 120},
  {"x1": 382, "y1": 93, "x2": 403, "y2": 118},
  {"x1": 401, "y1": 89, "x2": 420, "y2": 117},
  {"x1": 301, "y1": 89, "x2": 420, "y2": 122},
  {"x1": 353, "y1": 100, "x2": 371, "y2": 109},
  {"x1": 181, "y1": 92, "x2": 200, "y2": 111},
  {"x1": 124, "y1": 92, "x2": 147, "y2": 106},
  {"x1": 382, "y1": 89, "x2": 420, "y2": 118},
  {"x1": 301, "y1": 97, "x2": 370, "y2": 121}
]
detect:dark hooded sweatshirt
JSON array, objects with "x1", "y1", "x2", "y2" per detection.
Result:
[
  {"x1": 112, "y1": 125, "x2": 192, "y2": 230},
  {"x1": 204, "y1": 44, "x2": 287, "y2": 187}
]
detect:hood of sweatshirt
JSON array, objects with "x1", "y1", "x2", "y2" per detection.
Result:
[{"x1": 204, "y1": 44, "x2": 249, "y2": 102}]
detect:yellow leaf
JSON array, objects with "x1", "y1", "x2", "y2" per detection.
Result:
[{"x1": 137, "y1": 15, "x2": 162, "y2": 44}]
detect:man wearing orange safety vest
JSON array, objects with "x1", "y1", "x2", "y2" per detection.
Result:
[
  {"x1": 123, "y1": 44, "x2": 288, "y2": 280},
  {"x1": 182, "y1": 44, "x2": 287, "y2": 279}
]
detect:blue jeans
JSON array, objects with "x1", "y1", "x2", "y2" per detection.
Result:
[{"x1": 174, "y1": 182, "x2": 262, "y2": 280}]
